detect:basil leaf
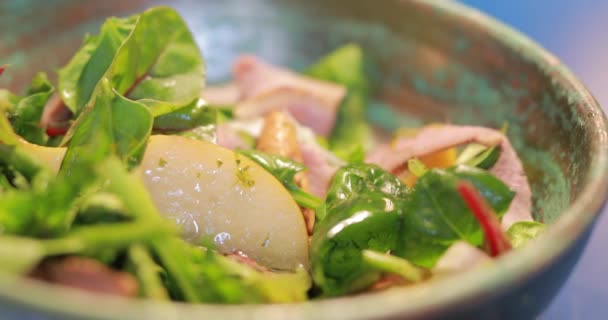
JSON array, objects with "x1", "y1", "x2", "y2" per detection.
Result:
[
  {"x1": 306, "y1": 44, "x2": 371, "y2": 161},
  {"x1": 58, "y1": 7, "x2": 204, "y2": 116},
  {"x1": 507, "y1": 221, "x2": 546, "y2": 248},
  {"x1": 396, "y1": 165, "x2": 515, "y2": 268}
]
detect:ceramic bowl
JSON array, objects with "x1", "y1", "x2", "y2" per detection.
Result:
[{"x1": 1, "y1": 0, "x2": 607, "y2": 319}]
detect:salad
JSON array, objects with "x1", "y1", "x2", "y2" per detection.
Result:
[{"x1": 0, "y1": 7, "x2": 546, "y2": 303}]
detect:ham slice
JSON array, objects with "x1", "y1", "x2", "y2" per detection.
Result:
[
  {"x1": 365, "y1": 125, "x2": 532, "y2": 229},
  {"x1": 201, "y1": 83, "x2": 240, "y2": 106},
  {"x1": 232, "y1": 55, "x2": 346, "y2": 136}
]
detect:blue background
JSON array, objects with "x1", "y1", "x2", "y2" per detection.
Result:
[{"x1": 462, "y1": 1, "x2": 608, "y2": 319}]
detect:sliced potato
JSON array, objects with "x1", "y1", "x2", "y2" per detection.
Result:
[{"x1": 140, "y1": 135, "x2": 309, "y2": 270}]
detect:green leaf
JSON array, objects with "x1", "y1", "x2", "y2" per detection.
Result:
[
  {"x1": 58, "y1": 7, "x2": 204, "y2": 116},
  {"x1": 361, "y1": 250, "x2": 426, "y2": 283},
  {"x1": 395, "y1": 165, "x2": 515, "y2": 268},
  {"x1": 128, "y1": 244, "x2": 170, "y2": 300},
  {"x1": 324, "y1": 163, "x2": 409, "y2": 215},
  {"x1": 238, "y1": 150, "x2": 322, "y2": 209},
  {"x1": 6, "y1": 72, "x2": 54, "y2": 145},
  {"x1": 60, "y1": 78, "x2": 153, "y2": 172},
  {"x1": 154, "y1": 99, "x2": 218, "y2": 143},
  {"x1": 311, "y1": 196, "x2": 403, "y2": 296},
  {"x1": 507, "y1": 221, "x2": 546, "y2": 248},
  {"x1": 311, "y1": 163, "x2": 409, "y2": 296},
  {"x1": 306, "y1": 44, "x2": 371, "y2": 161},
  {"x1": 408, "y1": 158, "x2": 428, "y2": 177}
]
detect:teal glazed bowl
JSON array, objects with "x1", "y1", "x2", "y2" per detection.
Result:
[{"x1": 1, "y1": 0, "x2": 607, "y2": 319}]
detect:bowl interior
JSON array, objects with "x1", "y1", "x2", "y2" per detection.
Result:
[{"x1": 1, "y1": 0, "x2": 606, "y2": 319}]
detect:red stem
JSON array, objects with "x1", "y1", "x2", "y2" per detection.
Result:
[{"x1": 456, "y1": 181, "x2": 511, "y2": 257}]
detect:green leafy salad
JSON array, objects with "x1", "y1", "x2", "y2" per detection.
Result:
[{"x1": 0, "y1": 7, "x2": 545, "y2": 303}]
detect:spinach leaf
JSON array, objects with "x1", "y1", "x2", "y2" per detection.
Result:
[
  {"x1": 59, "y1": 7, "x2": 204, "y2": 116},
  {"x1": 324, "y1": 163, "x2": 409, "y2": 214},
  {"x1": 306, "y1": 44, "x2": 371, "y2": 161},
  {"x1": 507, "y1": 221, "x2": 546, "y2": 248},
  {"x1": 395, "y1": 165, "x2": 515, "y2": 268},
  {"x1": 238, "y1": 150, "x2": 322, "y2": 209},
  {"x1": 60, "y1": 78, "x2": 153, "y2": 172},
  {"x1": 153, "y1": 99, "x2": 218, "y2": 143},
  {"x1": 310, "y1": 163, "x2": 408, "y2": 296},
  {"x1": 8, "y1": 73, "x2": 54, "y2": 145}
]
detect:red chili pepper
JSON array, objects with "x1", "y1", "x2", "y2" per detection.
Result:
[
  {"x1": 456, "y1": 181, "x2": 511, "y2": 257},
  {"x1": 0, "y1": 65, "x2": 6, "y2": 76}
]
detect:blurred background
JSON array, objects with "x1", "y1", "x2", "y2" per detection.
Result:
[{"x1": 462, "y1": 1, "x2": 608, "y2": 319}]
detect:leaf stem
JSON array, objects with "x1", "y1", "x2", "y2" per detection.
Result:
[{"x1": 361, "y1": 250, "x2": 426, "y2": 282}]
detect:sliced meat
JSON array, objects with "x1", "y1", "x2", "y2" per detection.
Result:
[
  {"x1": 433, "y1": 241, "x2": 492, "y2": 274},
  {"x1": 232, "y1": 55, "x2": 346, "y2": 136},
  {"x1": 257, "y1": 111, "x2": 315, "y2": 234},
  {"x1": 30, "y1": 257, "x2": 138, "y2": 297},
  {"x1": 299, "y1": 139, "x2": 341, "y2": 198},
  {"x1": 201, "y1": 82, "x2": 240, "y2": 106},
  {"x1": 366, "y1": 125, "x2": 532, "y2": 229}
]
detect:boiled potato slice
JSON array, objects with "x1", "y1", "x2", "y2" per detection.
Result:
[{"x1": 140, "y1": 135, "x2": 309, "y2": 270}]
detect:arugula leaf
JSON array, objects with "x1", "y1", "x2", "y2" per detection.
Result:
[
  {"x1": 60, "y1": 78, "x2": 153, "y2": 172},
  {"x1": 238, "y1": 150, "x2": 322, "y2": 209},
  {"x1": 395, "y1": 165, "x2": 515, "y2": 268},
  {"x1": 154, "y1": 238, "x2": 309, "y2": 303},
  {"x1": 306, "y1": 44, "x2": 371, "y2": 161},
  {"x1": 507, "y1": 221, "x2": 546, "y2": 248},
  {"x1": 58, "y1": 7, "x2": 204, "y2": 116},
  {"x1": 128, "y1": 244, "x2": 170, "y2": 300}
]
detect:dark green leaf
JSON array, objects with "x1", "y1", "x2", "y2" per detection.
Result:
[
  {"x1": 324, "y1": 163, "x2": 409, "y2": 215},
  {"x1": 507, "y1": 221, "x2": 546, "y2": 248},
  {"x1": 395, "y1": 165, "x2": 515, "y2": 268},
  {"x1": 311, "y1": 163, "x2": 408, "y2": 296},
  {"x1": 154, "y1": 99, "x2": 218, "y2": 143}
]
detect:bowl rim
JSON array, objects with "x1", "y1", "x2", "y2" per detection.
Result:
[{"x1": 1, "y1": 0, "x2": 608, "y2": 319}]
